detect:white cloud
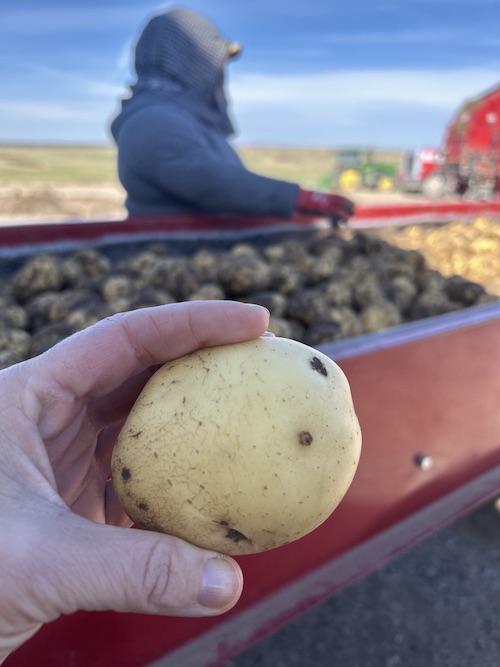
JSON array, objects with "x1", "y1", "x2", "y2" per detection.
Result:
[
  {"x1": 0, "y1": 99, "x2": 115, "y2": 143},
  {"x1": 0, "y1": 99, "x2": 111, "y2": 124},
  {"x1": 115, "y1": 38, "x2": 134, "y2": 75},
  {"x1": 231, "y1": 67, "x2": 500, "y2": 111},
  {"x1": 229, "y1": 66, "x2": 500, "y2": 147},
  {"x1": 4, "y1": 61, "x2": 125, "y2": 100},
  {"x1": 2, "y1": 63, "x2": 499, "y2": 147}
]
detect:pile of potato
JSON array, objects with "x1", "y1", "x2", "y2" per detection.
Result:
[
  {"x1": 373, "y1": 217, "x2": 500, "y2": 296},
  {"x1": 0, "y1": 229, "x2": 497, "y2": 369}
]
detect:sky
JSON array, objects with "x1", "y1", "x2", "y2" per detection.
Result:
[{"x1": 1, "y1": 0, "x2": 499, "y2": 150}]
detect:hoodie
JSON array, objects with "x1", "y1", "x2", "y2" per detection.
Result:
[{"x1": 110, "y1": 8, "x2": 299, "y2": 217}]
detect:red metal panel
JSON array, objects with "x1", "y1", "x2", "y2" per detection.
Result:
[
  {"x1": 351, "y1": 200, "x2": 500, "y2": 227},
  {"x1": 0, "y1": 200, "x2": 499, "y2": 251},
  {"x1": 0, "y1": 214, "x2": 322, "y2": 249},
  {"x1": 5, "y1": 304, "x2": 500, "y2": 667}
]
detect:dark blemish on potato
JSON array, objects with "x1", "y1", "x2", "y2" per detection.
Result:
[
  {"x1": 143, "y1": 520, "x2": 163, "y2": 533},
  {"x1": 226, "y1": 528, "x2": 248, "y2": 543},
  {"x1": 137, "y1": 502, "x2": 149, "y2": 511},
  {"x1": 153, "y1": 452, "x2": 158, "y2": 459},
  {"x1": 200, "y1": 484, "x2": 205, "y2": 490},
  {"x1": 310, "y1": 356, "x2": 328, "y2": 376},
  {"x1": 187, "y1": 499, "x2": 193, "y2": 504},
  {"x1": 263, "y1": 485, "x2": 268, "y2": 491},
  {"x1": 218, "y1": 519, "x2": 229, "y2": 526},
  {"x1": 121, "y1": 467, "x2": 131, "y2": 481},
  {"x1": 167, "y1": 479, "x2": 173, "y2": 486},
  {"x1": 299, "y1": 431, "x2": 313, "y2": 446},
  {"x1": 183, "y1": 396, "x2": 186, "y2": 404},
  {"x1": 130, "y1": 430, "x2": 142, "y2": 439}
]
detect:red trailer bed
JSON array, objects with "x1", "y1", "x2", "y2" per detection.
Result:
[
  {"x1": 1, "y1": 198, "x2": 500, "y2": 242},
  {"x1": 2, "y1": 213, "x2": 500, "y2": 667}
]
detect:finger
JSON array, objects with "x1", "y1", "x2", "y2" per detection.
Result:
[
  {"x1": 26, "y1": 300, "x2": 268, "y2": 409},
  {"x1": 104, "y1": 479, "x2": 134, "y2": 527},
  {"x1": 42, "y1": 510, "x2": 244, "y2": 619}
]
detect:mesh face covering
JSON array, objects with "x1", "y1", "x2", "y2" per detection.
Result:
[{"x1": 132, "y1": 8, "x2": 234, "y2": 133}]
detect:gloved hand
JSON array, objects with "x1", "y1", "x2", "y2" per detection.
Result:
[{"x1": 295, "y1": 189, "x2": 355, "y2": 226}]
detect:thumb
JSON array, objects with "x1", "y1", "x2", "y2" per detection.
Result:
[{"x1": 42, "y1": 512, "x2": 244, "y2": 619}]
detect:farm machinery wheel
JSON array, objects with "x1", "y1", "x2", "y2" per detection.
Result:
[
  {"x1": 377, "y1": 175, "x2": 395, "y2": 192},
  {"x1": 339, "y1": 168, "x2": 362, "y2": 192},
  {"x1": 422, "y1": 172, "x2": 449, "y2": 199}
]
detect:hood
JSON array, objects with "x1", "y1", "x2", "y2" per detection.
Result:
[
  {"x1": 135, "y1": 8, "x2": 232, "y2": 99},
  {"x1": 111, "y1": 8, "x2": 236, "y2": 138}
]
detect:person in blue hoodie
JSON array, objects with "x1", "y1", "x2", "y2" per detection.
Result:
[{"x1": 110, "y1": 7, "x2": 354, "y2": 224}]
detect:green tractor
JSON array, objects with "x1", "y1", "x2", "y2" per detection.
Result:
[{"x1": 333, "y1": 149, "x2": 398, "y2": 193}]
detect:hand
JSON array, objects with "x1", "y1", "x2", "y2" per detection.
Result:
[
  {"x1": 0, "y1": 301, "x2": 269, "y2": 663},
  {"x1": 295, "y1": 189, "x2": 355, "y2": 226}
]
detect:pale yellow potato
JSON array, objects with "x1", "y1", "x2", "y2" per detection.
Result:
[{"x1": 111, "y1": 336, "x2": 362, "y2": 555}]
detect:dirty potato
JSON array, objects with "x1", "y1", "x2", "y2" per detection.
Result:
[{"x1": 111, "y1": 336, "x2": 362, "y2": 555}]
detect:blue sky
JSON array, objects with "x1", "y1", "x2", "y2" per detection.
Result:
[{"x1": 1, "y1": 0, "x2": 499, "y2": 150}]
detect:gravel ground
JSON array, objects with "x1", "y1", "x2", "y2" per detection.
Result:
[{"x1": 223, "y1": 502, "x2": 500, "y2": 667}]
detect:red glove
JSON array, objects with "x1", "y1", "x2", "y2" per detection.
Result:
[{"x1": 295, "y1": 189, "x2": 355, "y2": 226}]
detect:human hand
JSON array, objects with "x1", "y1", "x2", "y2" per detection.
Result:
[
  {"x1": 295, "y1": 189, "x2": 355, "y2": 226},
  {"x1": 0, "y1": 300, "x2": 269, "y2": 663}
]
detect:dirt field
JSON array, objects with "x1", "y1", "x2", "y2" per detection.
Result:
[{"x1": 0, "y1": 182, "x2": 127, "y2": 221}]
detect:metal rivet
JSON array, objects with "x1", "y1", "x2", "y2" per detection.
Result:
[{"x1": 415, "y1": 453, "x2": 433, "y2": 470}]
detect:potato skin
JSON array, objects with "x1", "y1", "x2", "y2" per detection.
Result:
[{"x1": 111, "y1": 337, "x2": 362, "y2": 555}]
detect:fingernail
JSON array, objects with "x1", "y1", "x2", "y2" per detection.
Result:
[
  {"x1": 250, "y1": 303, "x2": 270, "y2": 317},
  {"x1": 261, "y1": 331, "x2": 276, "y2": 337},
  {"x1": 198, "y1": 557, "x2": 241, "y2": 609}
]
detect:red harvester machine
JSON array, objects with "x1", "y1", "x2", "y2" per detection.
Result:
[{"x1": 399, "y1": 82, "x2": 500, "y2": 199}]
